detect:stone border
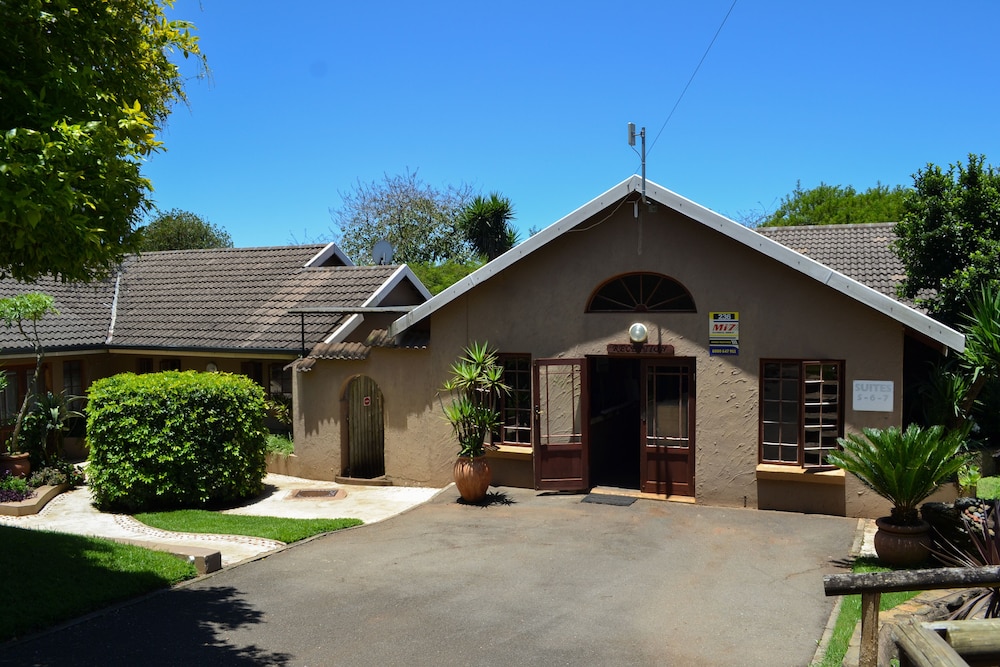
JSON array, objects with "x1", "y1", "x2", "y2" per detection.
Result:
[{"x1": 0, "y1": 484, "x2": 69, "y2": 517}]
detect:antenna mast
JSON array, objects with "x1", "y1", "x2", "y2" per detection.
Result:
[{"x1": 627, "y1": 122, "x2": 647, "y2": 203}]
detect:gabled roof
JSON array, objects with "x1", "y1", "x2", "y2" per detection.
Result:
[
  {"x1": 389, "y1": 176, "x2": 964, "y2": 352},
  {"x1": 0, "y1": 244, "x2": 425, "y2": 356}
]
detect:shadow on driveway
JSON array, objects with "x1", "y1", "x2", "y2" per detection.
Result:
[{"x1": 0, "y1": 487, "x2": 857, "y2": 666}]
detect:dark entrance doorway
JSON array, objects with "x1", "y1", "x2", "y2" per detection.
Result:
[
  {"x1": 587, "y1": 356, "x2": 695, "y2": 496},
  {"x1": 589, "y1": 357, "x2": 642, "y2": 488}
]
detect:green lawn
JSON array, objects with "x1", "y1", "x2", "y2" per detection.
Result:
[
  {"x1": 978, "y1": 476, "x2": 1000, "y2": 500},
  {"x1": 134, "y1": 510, "x2": 363, "y2": 543},
  {"x1": 0, "y1": 525, "x2": 197, "y2": 642},
  {"x1": 1, "y1": 512, "x2": 362, "y2": 643},
  {"x1": 817, "y1": 557, "x2": 921, "y2": 667}
]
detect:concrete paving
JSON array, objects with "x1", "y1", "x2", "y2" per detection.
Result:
[
  {"x1": 0, "y1": 473, "x2": 442, "y2": 566},
  {"x1": 0, "y1": 486, "x2": 859, "y2": 666}
]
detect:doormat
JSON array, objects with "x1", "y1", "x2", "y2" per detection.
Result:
[{"x1": 581, "y1": 493, "x2": 636, "y2": 506}]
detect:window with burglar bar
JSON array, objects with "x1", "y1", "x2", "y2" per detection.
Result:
[
  {"x1": 760, "y1": 360, "x2": 843, "y2": 467},
  {"x1": 497, "y1": 354, "x2": 532, "y2": 446}
]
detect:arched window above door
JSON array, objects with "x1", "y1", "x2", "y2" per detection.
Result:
[{"x1": 587, "y1": 272, "x2": 696, "y2": 313}]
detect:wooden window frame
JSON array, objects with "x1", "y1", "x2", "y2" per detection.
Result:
[
  {"x1": 759, "y1": 359, "x2": 844, "y2": 468},
  {"x1": 587, "y1": 272, "x2": 696, "y2": 313},
  {"x1": 497, "y1": 354, "x2": 532, "y2": 447}
]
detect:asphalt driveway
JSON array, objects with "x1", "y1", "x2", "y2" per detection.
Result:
[{"x1": 0, "y1": 487, "x2": 857, "y2": 666}]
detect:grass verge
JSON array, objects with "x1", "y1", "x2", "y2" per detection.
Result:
[
  {"x1": 0, "y1": 525, "x2": 197, "y2": 643},
  {"x1": 817, "y1": 556, "x2": 921, "y2": 666},
  {"x1": 134, "y1": 510, "x2": 363, "y2": 543},
  {"x1": 978, "y1": 476, "x2": 1000, "y2": 500}
]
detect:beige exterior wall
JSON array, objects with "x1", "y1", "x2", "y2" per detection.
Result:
[{"x1": 293, "y1": 202, "x2": 948, "y2": 518}]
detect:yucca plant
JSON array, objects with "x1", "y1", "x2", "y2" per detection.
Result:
[
  {"x1": 440, "y1": 342, "x2": 509, "y2": 458},
  {"x1": 828, "y1": 424, "x2": 971, "y2": 525}
]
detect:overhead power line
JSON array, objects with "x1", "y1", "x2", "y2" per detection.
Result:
[{"x1": 647, "y1": 0, "x2": 739, "y2": 157}]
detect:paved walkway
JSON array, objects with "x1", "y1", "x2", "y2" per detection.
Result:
[{"x1": 0, "y1": 474, "x2": 442, "y2": 566}]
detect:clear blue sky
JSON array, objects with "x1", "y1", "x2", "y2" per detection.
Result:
[{"x1": 142, "y1": 1, "x2": 1000, "y2": 249}]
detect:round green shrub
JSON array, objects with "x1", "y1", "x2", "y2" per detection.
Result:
[{"x1": 86, "y1": 371, "x2": 268, "y2": 512}]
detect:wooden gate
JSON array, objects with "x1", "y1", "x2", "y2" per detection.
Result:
[{"x1": 345, "y1": 375, "x2": 385, "y2": 479}]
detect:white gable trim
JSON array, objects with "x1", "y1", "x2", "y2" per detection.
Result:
[
  {"x1": 324, "y1": 265, "x2": 432, "y2": 344},
  {"x1": 389, "y1": 176, "x2": 964, "y2": 352},
  {"x1": 306, "y1": 242, "x2": 354, "y2": 268}
]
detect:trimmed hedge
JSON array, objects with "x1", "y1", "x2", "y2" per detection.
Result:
[{"x1": 86, "y1": 371, "x2": 268, "y2": 512}]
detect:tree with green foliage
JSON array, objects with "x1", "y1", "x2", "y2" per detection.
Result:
[
  {"x1": 458, "y1": 192, "x2": 519, "y2": 261},
  {"x1": 0, "y1": 0, "x2": 206, "y2": 283},
  {"x1": 758, "y1": 181, "x2": 908, "y2": 228},
  {"x1": 410, "y1": 259, "x2": 484, "y2": 295},
  {"x1": 0, "y1": 293, "x2": 58, "y2": 451},
  {"x1": 139, "y1": 209, "x2": 233, "y2": 251},
  {"x1": 894, "y1": 154, "x2": 1000, "y2": 327},
  {"x1": 331, "y1": 170, "x2": 476, "y2": 265}
]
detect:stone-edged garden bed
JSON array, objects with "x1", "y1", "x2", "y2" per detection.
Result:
[{"x1": 0, "y1": 484, "x2": 69, "y2": 517}]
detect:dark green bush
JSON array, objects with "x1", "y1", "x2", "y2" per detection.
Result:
[{"x1": 86, "y1": 371, "x2": 268, "y2": 512}]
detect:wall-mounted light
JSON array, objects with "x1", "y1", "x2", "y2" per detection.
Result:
[
  {"x1": 206, "y1": 362, "x2": 218, "y2": 372},
  {"x1": 628, "y1": 322, "x2": 648, "y2": 344}
]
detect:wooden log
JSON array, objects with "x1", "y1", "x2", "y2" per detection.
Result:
[
  {"x1": 824, "y1": 566, "x2": 1000, "y2": 596},
  {"x1": 927, "y1": 619, "x2": 1000, "y2": 657},
  {"x1": 892, "y1": 619, "x2": 968, "y2": 667},
  {"x1": 859, "y1": 591, "x2": 880, "y2": 667}
]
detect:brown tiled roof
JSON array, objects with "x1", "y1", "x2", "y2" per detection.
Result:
[
  {"x1": 0, "y1": 245, "x2": 403, "y2": 355},
  {"x1": 755, "y1": 223, "x2": 913, "y2": 304},
  {"x1": 296, "y1": 328, "x2": 430, "y2": 371}
]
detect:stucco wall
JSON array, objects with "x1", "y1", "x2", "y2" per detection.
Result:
[{"x1": 294, "y1": 201, "x2": 935, "y2": 518}]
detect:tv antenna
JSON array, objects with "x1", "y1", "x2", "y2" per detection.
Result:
[{"x1": 628, "y1": 122, "x2": 647, "y2": 204}]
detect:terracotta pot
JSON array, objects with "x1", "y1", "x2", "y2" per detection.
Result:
[
  {"x1": 873, "y1": 517, "x2": 932, "y2": 566},
  {"x1": 0, "y1": 452, "x2": 31, "y2": 479},
  {"x1": 454, "y1": 456, "x2": 491, "y2": 503}
]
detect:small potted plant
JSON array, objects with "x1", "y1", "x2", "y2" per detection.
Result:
[
  {"x1": 439, "y1": 342, "x2": 509, "y2": 502},
  {"x1": 827, "y1": 424, "x2": 970, "y2": 566}
]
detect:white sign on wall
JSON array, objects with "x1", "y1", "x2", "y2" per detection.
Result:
[{"x1": 853, "y1": 380, "x2": 894, "y2": 412}]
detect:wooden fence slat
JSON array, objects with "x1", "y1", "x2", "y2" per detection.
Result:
[
  {"x1": 892, "y1": 619, "x2": 969, "y2": 667},
  {"x1": 824, "y1": 566, "x2": 1000, "y2": 596}
]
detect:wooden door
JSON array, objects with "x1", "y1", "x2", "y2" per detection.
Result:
[
  {"x1": 533, "y1": 359, "x2": 588, "y2": 491},
  {"x1": 640, "y1": 360, "x2": 694, "y2": 496},
  {"x1": 345, "y1": 375, "x2": 385, "y2": 478}
]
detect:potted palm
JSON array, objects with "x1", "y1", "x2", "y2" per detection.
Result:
[
  {"x1": 827, "y1": 424, "x2": 970, "y2": 566},
  {"x1": 440, "y1": 342, "x2": 509, "y2": 502}
]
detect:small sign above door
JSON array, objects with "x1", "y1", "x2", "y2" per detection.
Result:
[{"x1": 607, "y1": 343, "x2": 675, "y2": 355}]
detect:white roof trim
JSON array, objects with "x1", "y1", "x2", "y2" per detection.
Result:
[
  {"x1": 389, "y1": 175, "x2": 964, "y2": 353},
  {"x1": 305, "y1": 242, "x2": 354, "y2": 268},
  {"x1": 324, "y1": 265, "x2": 432, "y2": 344}
]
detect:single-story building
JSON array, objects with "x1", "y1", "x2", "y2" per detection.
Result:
[
  {"x1": 0, "y1": 243, "x2": 429, "y2": 457},
  {"x1": 291, "y1": 176, "x2": 963, "y2": 518}
]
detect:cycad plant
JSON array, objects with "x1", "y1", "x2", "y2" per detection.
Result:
[
  {"x1": 827, "y1": 424, "x2": 970, "y2": 525},
  {"x1": 440, "y1": 342, "x2": 510, "y2": 458}
]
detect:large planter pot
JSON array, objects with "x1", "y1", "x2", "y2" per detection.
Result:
[
  {"x1": 0, "y1": 452, "x2": 31, "y2": 479},
  {"x1": 873, "y1": 517, "x2": 932, "y2": 566},
  {"x1": 454, "y1": 456, "x2": 491, "y2": 503}
]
